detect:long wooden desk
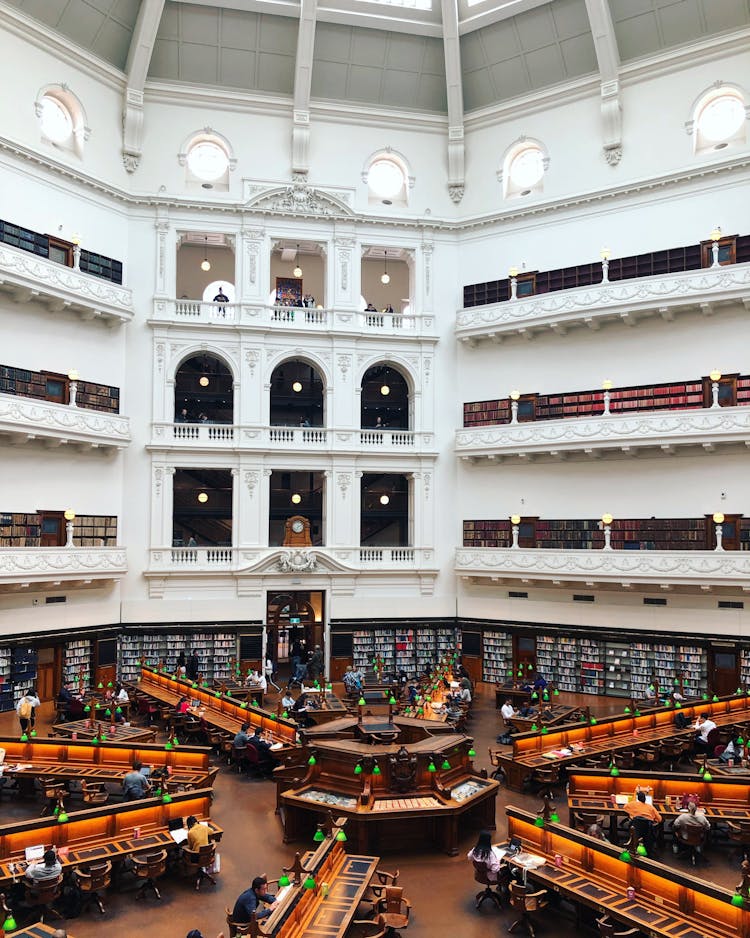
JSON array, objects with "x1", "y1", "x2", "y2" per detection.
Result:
[
  {"x1": 0, "y1": 735, "x2": 215, "y2": 791},
  {"x1": 299, "y1": 713, "x2": 456, "y2": 746},
  {"x1": 262, "y1": 824, "x2": 379, "y2": 938},
  {"x1": 0, "y1": 788, "x2": 220, "y2": 887},
  {"x1": 9, "y1": 925, "x2": 79, "y2": 938},
  {"x1": 280, "y1": 735, "x2": 497, "y2": 855},
  {"x1": 496, "y1": 686, "x2": 534, "y2": 709},
  {"x1": 136, "y1": 667, "x2": 298, "y2": 751},
  {"x1": 567, "y1": 767, "x2": 750, "y2": 840},
  {"x1": 504, "y1": 806, "x2": 750, "y2": 938},
  {"x1": 509, "y1": 705, "x2": 580, "y2": 732},
  {"x1": 499, "y1": 693, "x2": 750, "y2": 790},
  {"x1": 51, "y1": 719, "x2": 156, "y2": 743},
  {"x1": 212, "y1": 679, "x2": 265, "y2": 706}
]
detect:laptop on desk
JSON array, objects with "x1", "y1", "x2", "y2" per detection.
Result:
[{"x1": 25, "y1": 845, "x2": 45, "y2": 862}]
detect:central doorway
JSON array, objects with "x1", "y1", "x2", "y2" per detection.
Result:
[{"x1": 266, "y1": 591, "x2": 325, "y2": 679}]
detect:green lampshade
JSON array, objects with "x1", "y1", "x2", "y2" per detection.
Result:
[
  {"x1": 507, "y1": 670, "x2": 513, "y2": 676},
  {"x1": 173, "y1": 737, "x2": 179, "y2": 746},
  {"x1": 418, "y1": 707, "x2": 424, "y2": 716},
  {"x1": 634, "y1": 710, "x2": 641, "y2": 717},
  {"x1": 336, "y1": 829, "x2": 347, "y2": 842},
  {"x1": 84, "y1": 705, "x2": 91, "y2": 713},
  {"x1": 91, "y1": 736, "x2": 99, "y2": 744},
  {"x1": 154, "y1": 789, "x2": 162, "y2": 797},
  {"x1": 731, "y1": 894, "x2": 745, "y2": 907},
  {"x1": 162, "y1": 793, "x2": 173, "y2": 804},
  {"x1": 624, "y1": 707, "x2": 631, "y2": 714},
  {"x1": 610, "y1": 766, "x2": 620, "y2": 777},
  {"x1": 542, "y1": 692, "x2": 549, "y2": 702},
  {"x1": 227, "y1": 690, "x2": 232, "y2": 697},
  {"x1": 674, "y1": 678, "x2": 679, "y2": 685},
  {"x1": 105, "y1": 708, "x2": 112, "y2": 717},
  {"x1": 517, "y1": 670, "x2": 522, "y2": 677},
  {"x1": 107, "y1": 681, "x2": 113, "y2": 687},
  {"x1": 468, "y1": 748, "x2": 476, "y2": 757},
  {"x1": 314, "y1": 681, "x2": 320, "y2": 689},
  {"x1": 58, "y1": 812, "x2": 69, "y2": 823},
  {"x1": 702, "y1": 693, "x2": 709, "y2": 700},
  {"x1": 373, "y1": 764, "x2": 381, "y2": 775},
  {"x1": 115, "y1": 707, "x2": 122, "y2": 714},
  {"x1": 530, "y1": 723, "x2": 537, "y2": 732},
  {"x1": 358, "y1": 697, "x2": 366, "y2": 706},
  {"x1": 308, "y1": 755, "x2": 316, "y2": 766},
  {"x1": 534, "y1": 817, "x2": 544, "y2": 827},
  {"x1": 282, "y1": 710, "x2": 289, "y2": 719},
  {"x1": 738, "y1": 736, "x2": 745, "y2": 745},
  {"x1": 528, "y1": 664, "x2": 533, "y2": 670},
  {"x1": 279, "y1": 874, "x2": 291, "y2": 887},
  {"x1": 698, "y1": 764, "x2": 705, "y2": 775},
  {"x1": 164, "y1": 742, "x2": 172, "y2": 751},
  {"x1": 549, "y1": 812, "x2": 560, "y2": 823},
  {"x1": 97, "y1": 682, "x2": 103, "y2": 689},
  {"x1": 648, "y1": 684, "x2": 655, "y2": 691},
  {"x1": 675, "y1": 701, "x2": 682, "y2": 708},
  {"x1": 192, "y1": 682, "x2": 198, "y2": 689},
  {"x1": 703, "y1": 771, "x2": 713, "y2": 782},
  {"x1": 354, "y1": 764, "x2": 363, "y2": 775},
  {"x1": 531, "y1": 692, "x2": 539, "y2": 701},
  {"x1": 737, "y1": 687, "x2": 743, "y2": 695},
  {"x1": 101, "y1": 733, "x2": 108, "y2": 741},
  {"x1": 388, "y1": 696, "x2": 397, "y2": 705},
  {"x1": 240, "y1": 701, "x2": 248, "y2": 709},
  {"x1": 54, "y1": 806, "x2": 59, "y2": 816},
  {"x1": 636, "y1": 844, "x2": 648, "y2": 856},
  {"x1": 202, "y1": 681, "x2": 208, "y2": 687},
  {"x1": 313, "y1": 829, "x2": 325, "y2": 843},
  {"x1": 428, "y1": 761, "x2": 436, "y2": 772},
  {"x1": 553, "y1": 688, "x2": 559, "y2": 696},
  {"x1": 619, "y1": 850, "x2": 631, "y2": 862},
  {"x1": 304, "y1": 876, "x2": 316, "y2": 890},
  {"x1": 3, "y1": 915, "x2": 17, "y2": 931},
  {"x1": 712, "y1": 695, "x2": 719, "y2": 702},
  {"x1": 590, "y1": 717, "x2": 597, "y2": 725},
  {"x1": 30, "y1": 730, "x2": 36, "y2": 738},
  {"x1": 541, "y1": 726, "x2": 548, "y2": 735},
  {"x1": 441, "y1": 759, "x2": 450, "y2": 770}
]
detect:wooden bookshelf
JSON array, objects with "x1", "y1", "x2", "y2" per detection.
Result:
[
  {"x1": 462, "y1": 233, "x2": 749, "y2": 308},
  {"x1": 462, "y1": 519, "x2": 511, "y2": 548},
  {"x1": 0, "y1": 364, "x2": 119, "y2": 413},
  {"x1": 0, "y1": 512, "x2": 117, "y2": 547}
]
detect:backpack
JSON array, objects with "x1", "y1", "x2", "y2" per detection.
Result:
[{"x1": 18, "y1": 698, "x2": 32, "y2": 719}]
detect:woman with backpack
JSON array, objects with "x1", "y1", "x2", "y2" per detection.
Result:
[{"x1": 16, "y1": 688, "x2": 40, "y2": 735}]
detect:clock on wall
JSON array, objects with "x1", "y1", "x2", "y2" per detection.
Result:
[{"x1": 283, "y1": 515, "x2": 312, "y2": 547}]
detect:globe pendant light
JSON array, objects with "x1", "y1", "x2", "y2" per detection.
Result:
[
  {"x1": 293, "y1": 243, "x2": 302, "y2": 278},
  {"x1": 381, "y1": 250, "x2": 390, "y2": 284},
  {"x1": 201, "y1": 236, "x2": 211, "y2": 272}
]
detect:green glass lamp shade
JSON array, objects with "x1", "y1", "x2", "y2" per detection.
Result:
[
  {"x1": 270, "y1": 714, "x2": 277, "y2": 721},
  {"x1": 675, "y1": 701, "x2": 682, "y2": 708},
  {"x1": 58, "y1": 812, "x2": 69, "y2": 823},
  {"x1": 97, "y1": 682, "x2": 103, "y2": 689},
  {"x1": 308, "y1": 755, "x2": 317, "y2": 766},
  {"x1": 738, "y1": 737, "x2": 745, "y2": 745},
  {"x1": 282, "y1": 711, "x2": 289, "y2": 719},
  {"x1": 674, "y1": 678, "x2": 679, "y2": 685},
  {"x1": 192, "y1": 682, "x2": 198, "y2": 689},
  {"x1": 634, "y1": 710, "x2": 641, "y2": 717},
  {"x1": 610, "y1": 766, "x2": 620, "y2": 777},
  {"x1": 313, "y1": 681, "x2": 320, "y2": 689},
  {"x1": 428, "y1": 761, "x2": 436, "y2": 772},
  {"x1": 418, "y1": 707, "x2": 424, "y2": 716},
  {"x1": 549, "y1": 812, "x2": 560, "y2": 823},
  {"x1": 702, "y1": 771, "x2": 713, "y2": 782},
  {"x1": 107, "y1": 681, "x2": 113, "y2": 687},
  {"x1": 636, "y1": 844, "x2": 648, "y2": 856},
  {"x1": 101, "y1": 733, "x2": 108, "y2": 741},
  {"x1": 624, "y1": 707, "x2": 631, "y2": 714},
  {"x1": 327, "y1": 683, "x2": 333, "y2": 691},
  {"x1": 354, "y1": 764, "x2": 363, "y2": 775},
  {"x1": 3, "y1": 915, "x2": 17, "y2": 931},
  {"x1": 226, "y1": 690, "x2": 232, "y2": 697},
  {"x1": 618, "y1": 850, "x2": 631, "y2": 862},
  {"x1": 648, "y1": 684, "x2": 655, "y2": 691},
  {"x1": 517, "y1": 670, "x2": 522, "y2": 677},
  {"x1": 30, "y1": 730, "x2": 37, "y2": 738},
  {"x1": 54, "y1": 806, "x2": 59, "y2": 816},
  {"x1": 507, "y1": 670, "x2": 513, "y2": 676},
  {"x1": 542, "y1": 692, "x2": 549, "y2": 702},
  {"x1": 590, "y1": 717, "x2": 597, "y2": 725},
  {"x1": 738, "y1": 687, "x2": 743, "y2": 695},
  {"x1": 698, "y1": 764, "x2": 705, "y2": 775},
  {"x1": 105, "y1": 709, "x2": 112, "y2": 717},
  {"x1": 531, "y1": 692, "x2": 539, "y2": 701},
  {"x1": 541, "y1": 726, "x2": 548, "y2": 735},
  {"x1": 528, "y1": 664, "x2": 533, "y2": 670},
  {"x1": 388, "y1": 696, "x2": 397, "y2": 705},
  {"x1": 553, "y1": 688, "x2": 559, "y2": 696},
  {"x1": 240, "y1": 702, "x2": 248, "y2": 709},
  {"x1": 115, "y1": 707, "x2": 123, "y2": 714},
  {"x1": 84, "y1": 705, "x2": 91, "y2": 713},
  {"x1": 173, "y1": 737, "x2": 179, "y2": 746},
  {"x1": 702, "y1": 693, "x2": 709, "y2": 700},
  {"x1": 313, "y1": 829, "x2": 325, "y2": 842},
  {"x1": 304, "y1": 876, "x2": 316, "y2": 890},
  {"x1": 534, "y1": 817, "x2": 545, "y2": 828},
  {"x1": 279, "y1": 874, "x2": 291, "y2": 887},
  {"x1": 202, "y1": 681, "x2": 208, "y2": 687},
  {"x1": 712, "y1": 695, "x2": 719, "y2": 702},
  {"x1": 91, "y1": 737, "x2": 99, "y2": 745},
  {"x1": 162, "y1": 793, "x2": 173, "y2": 804},
  {"x1": 468, "y1": 748, "x2": 476, "y2": 757},
  {"x1": 336, "y1": 829, "x2": 347, "y2": 842},
  {"x1": 373, "y1": 764, "x2": 381, "y2": 775},
  {"x1": 441, "y1": 759, "x2": 450, "y2": 770},
  {"x1": 164, "y1": 742, "x2": 173, "y2": 751},
  {"x1": 731, "y1": 894, "x2": 745, "y2": 907},
  {"x1": 358, "y1": 697, "x2": 366, "y2": 706}
]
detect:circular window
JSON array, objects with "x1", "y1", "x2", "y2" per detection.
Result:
[
  {"x1": 697, "y1": 93, "x2": 745, "y2": 143},
  {"x1": 509, "y1": 147, "x2": 545, "y2": 189},
  {"x1": 187, "y1": 140, "x2": 230, "y2": 182},
  {"x1": 39, "y1": 96, "x2": 73, "y2": 144},
  {"x1": 368, "y1": 159, "x2": 406, "y2": 199}
]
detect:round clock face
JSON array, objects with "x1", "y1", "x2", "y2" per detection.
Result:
[{"x1": 291, "y1": 520, "x2": 304, "y2": 534}]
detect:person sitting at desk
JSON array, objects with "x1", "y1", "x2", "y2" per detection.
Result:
[
  {"x1": 186, "y1": 814, "x2": 210, "y2": 851},
  {"x1": 245, "y1": 669, "x2": 261, "y2": 686},
  {"x1": 248, "y1": 727, "x2": 279, "y2": 768},
  {"x1": 57, "y1": 681, "x2": 76, "y2": 719},
  {"x1": 500, "y1": 698, "x2": 517, "y2": 724},
  {"x1": 694, "y1": 712, "x2": 718, "y2": 752},
  {"x1": 623, "y1": 791, "x2": 662, "y2": 825},
  {"x1": 291, "y1": 694, "x2": 314, "y2": 728},
  {"x1": 458, "y1": 684, "x2": 472, "y2": 704},
  {"x1": 467, "y1": 830, "x2": 504, "y2": 883},
  {"x1": 115, "y1": 682, "x2": 129, "y2": 703},
  {"x1": 234, "y1": 722, "x2": 251, "y2": 748},
  {"x1": 175, "y1": 696, "x2": 190, "y2": 715},
  {"x1": 720, "y1": 734, "x2": 745, "y2": 765},
  {"x1": 281, "y1": 690, "x2": 295, "y2": 711},
  {"x1": 672, "y1": 802, "x2": 710, "y2": 855},
  {"x1": 232, "y1": 876, "x2": 278, "y2": 923},
  {"x1": 407, "y1": 684, "x2": 418, "y2": 706},
  {"x1": 26, "y1": 848, "x2": 62, "y2": 883},
  {"x1": 343, "y1": 667, "x2": 363, "y2": 695},
  {"x1": 533, "y1": 673, "x2": 547, "y2": 691},
  {"x1": 123, "y1": 761, "x2": 151, "y2": 800}
]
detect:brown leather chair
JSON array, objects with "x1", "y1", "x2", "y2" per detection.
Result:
[
  {"x1": 572, "y1": 811, "x2": 604, "y2": 833},
  {"x1": 672, "y1": 821, "x2": 707, "y2": 865},
  {"x1": 182, "y1": 842, "x2": 217, "y2": 891},
  {"x1": 530, "y1": 765, "x2": 560, "y2": 796},
  {"x1": 374, "y1": 885, "x2": 411, "y2": 937},
  {"x1": 24, "y1": 873, "x2": 64, "y2": 922},
  {"x1": 727, "y1": 820, "x2": 750, "y2": 860},
  {"x1": 508, "y1": 881, "x2": 549, "y2": 937},
  {"x1": 362, "y1": 868, "x2": 399, "y2": 911},
  {"x1": 349, "y1": 914, "x2": 389, "y2": 938},
  {"x1": 597, "y1": 915, "x2": 642, "y2": 937},
  {"x1": 79, "y1": 779, "x2": 109, "y2": 806},
  {"x1": 75, "y1": 859, "x2": 112, "y2": 914},
  {"x1": 132, "y1": 848, "x2": 168, "y2": 900},
  {"x1": 472, "y1": 858, "x2": 503, "y2": 910},
  {"x1": 635, "y1": 744, "x2": 660, "y2": 767},
  {"x1": 225, "y1": 906, "x2": 252, "y2": 937}
]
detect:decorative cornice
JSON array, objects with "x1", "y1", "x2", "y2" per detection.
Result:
[
  {"x1": 0, "y1": 395, "x2": 131, "y2": 449},
  {"x1": 455, "y1": 405, "x2": 750, "y2": 459},
  {"x1": 0, "y1": 243, "x2": 134, "y2": 324},
  {"x1": 0, "y1": 547, "x2": 127, "y2": 583},
  {"x1": 455, "y1": 547, "x2": 750, "y2": 588},
  {"x1": 456, "y1": 263, "x2": 750, "y2": 340}
]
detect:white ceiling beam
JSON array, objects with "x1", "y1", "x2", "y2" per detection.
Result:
[
  {"x1": 584, "y1": 0, "x2": 622, "y2": 166},
  {"x1": 122, "y1": 0, "x2": 166, "y2": 173},
  {"x1": 292, "y1": 0, "x2": 318, "y2": 181},
  {"x1": 441, "y1": 0, "x2": 465, "y2": 203}
]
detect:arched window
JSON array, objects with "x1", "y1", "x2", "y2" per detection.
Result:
[
  {"x1": 178, "y1": 129, "x2": 236, "y2": 191},
  {"x1": 269, "y1": 359, "x2": 325, "y2": 428},
  {"x1": 499, "y1": 138, "x2": 549, "y2": 200},
  {"x1": 688, "y1": 84, "x2": 747, "y2": 154},
  {"x1": 174, "y1": 354, "x2": 234, "y2": 425},
  {"x1": 35, "y1": 85, "x2": 89, "y2": 158},
  {"x1": 360, "y1": 364, "x2": 409, "y2": 430},
  {"x1": 363, "y1": 149, "x2": 412, "y2": 206}
]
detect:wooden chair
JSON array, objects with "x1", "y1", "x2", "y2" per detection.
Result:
[
  {"x1": 487, "y1": 749, "x2": 506, "y2": 782},
  {"x1": 572, "y1": 811, "x2": 603, "y2": 833},
  {"x1": 472, "y1": 858, "x2": 502, "y2": 910},
  {"x1": 361, "y1": 868, "x2": 400, "y2": 911},
  {"x1": 508, "y1": 881, "x2": 549, "y2": 937},
  {"x1": 635, "y1": 744, "x2": 660, "y2": 768},
  {"x1": 132, "y1": 848, "x2": 168, "y2": 900},
  {"x1": 225, "y1": 906, "x2": 253, "y2": 937},
  {"x1": 672, "y1": 822, "x2": 707, "y2": 865},
  {"x1": 24, "y1": 873, "x2": 63, "y2": 922},
  {"x1": 727, "y1": 820, "x2": 750, "y2": 860},
  {"x1": 529, "y1": 765, "x2": 560, "y2": 796},
  {"x1": 75, "y1": 859, "x2": 112, "y2": 914},
  {"x1": 374, "y1": 885, "x2": 411, "y2": 937},
  {"x1": 231, "y1": 744, "x2": 250, "y2": 774},
  {"x1": 37, "y1": 779, "x2": 66, "y2": 817},
  {"x1": 79, "y1": 779, "x2": 109, "y2": 806},
  {"x1": 182, "y1": 842, "x2": 218, "y2": 891},
  {"x1": 349, "y1": 914, "x2": 389, "y2": 938},
  {"x1": 597, "y1": 915, "x2": 642, "y2": 937},
  {"x1": 659, "y1": 738, "x2": 689, "y2": 771}
]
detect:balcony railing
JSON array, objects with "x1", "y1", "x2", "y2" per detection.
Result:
[
  {"x1": 0, "y1": 393, "x2": 131, "y2": 450},
  {"x1": 0, "y1": 243, "x2": 134, "y2": 325},
  {"x1": 456, "y1": 405, "x2": 750, "y2": 460},
  {"x1": 455, "y1": 262, "x2": 750, "y2": 343},
  {"x1": 152, "y1": 299, "x2": 435, "y2": 337},
  {"x1": 0, "y1": 547, "x2": 127, "y2": 586},
  {"x1": 151, "y1": 423, "x2": 432, "y2": 453},
  {"x1": 455, "y1": 546, "x2": 750, "y2": 589}
]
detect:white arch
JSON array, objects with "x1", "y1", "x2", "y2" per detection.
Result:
[
  {"x1": 361, "y1": 147, "x2": 415, "y2": 191},
  {"x1": 265, "y1": 351, "x2": 333, "y2": 391},
  {"x1": 169, "y1": 345, "x2": 239, "y2": 384},
  {"x1": 177, "y1": 127, "x2": 238, "y2": 173},
  {"x1": 685, "y1": 81, "x2": 749, "y2": 150},
  {"x1": 497, "y1": 135, "x2": 550, "y2": 198},
  {"x1": 35, "y1": 83, "x2": 90, "y2": 158},
  {"x1": 356, "y1": 355, "x2": 418, "y2": 397}
]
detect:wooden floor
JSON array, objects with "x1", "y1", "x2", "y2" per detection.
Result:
[{"x1": 0, "y1": 685, "x2": 742, "y2": 938}]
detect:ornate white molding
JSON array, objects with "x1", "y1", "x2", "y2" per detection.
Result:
[
  {"x1": 0, "y1": 547, "x2": 127, "y2": 586},
  {"x1": 456, "y1": 263, "x2": 750, "y2": 342},
  {"x1": 455, "y1": 547, "x2": 750, "y2": 589},
  {"x1": 0, "y1": 394, "x2": 130, "y2": 450},
  {"x1": 278, "y1": 550, "x2": 317, "y2": 573},
  {"x1": 0, "y1": 243, "x2": 133, "y2": 326},
  {"x1": 456, "y1": 405, "x2": 750, "y2": 459},
  {"x1": 243, "y1": 181, "x2": 355, "y2": 217}
]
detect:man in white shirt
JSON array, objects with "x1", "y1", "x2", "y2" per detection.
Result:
[
  {"x1": 694, "y1": 713, "x2": 717, "y2": 752},
  {"x1": 26, "y1": 848, "x2": 62, "y2": 883},
  {"x1": 500, "y1": 699, "x2": 516, "y2": 723}
]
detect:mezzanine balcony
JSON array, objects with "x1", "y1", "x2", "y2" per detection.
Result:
[
  {"x1": 0, "y1": 393, "x2": 131, "y2": 451},
  {"x1": 455, "y1": 546, "x2": 750, "y2": 590},
  {"x1": 0, "y1": 546, "x2": 127, "y2": 590},
  {"x1": 455, "y1": 262, "x2": 750, "y2": 344},
  {"x1": 151, "y1": 299, "x2": 436, "y2": 338},
  {"x1": 0, "y1": 243, "x2": 133, "y2": 326},
  {"x1": 456, "y1": 404, "x2": 750, "y2": 461}
]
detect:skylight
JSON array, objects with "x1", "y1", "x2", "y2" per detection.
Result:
[{"x1": 352, "y1": 0, "x2": 432, "y2": 10}]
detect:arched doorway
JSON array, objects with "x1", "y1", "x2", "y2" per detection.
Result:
[
  {"x1": 269, "y1": 359, "x2": 324, "y2": 427},
  {"x1": 266, "y1": 591, "x2": 325, "y2": 678},
  {"x1": 360, "y1": 363, "x2": 409, "y2": 429},
  {"x1": 174, "y1": 353, "x2": 234, "y2": 424}
]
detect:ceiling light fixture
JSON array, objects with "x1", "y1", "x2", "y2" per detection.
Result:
[
  {"x1": 197, "y1": 492, "x2": 208, "y2": 503},
  {"x1": 293, "y1": 243, "x2": 302, "y2": 279},
  {"x1": 379, "y1": 494, "x2": 390, "y2": 506},
  {"x1": 380, "y1": 385, "x2": 390, "y2": 396},
  {"x1": 199, "y1": 376, "x2": 209, "y2": 387},
  {"x1": 200, "y1": 236, "x2": 211, "y2": 272},
  {"x1": 291, "y1": 493, "x2": 302, "y2": 505},
  {"x1": 381, "y1": 250, "x2": 390, "y2": 285},
  {"x1": 292, "y1": 380, "x2": 303, "y2": 393}
]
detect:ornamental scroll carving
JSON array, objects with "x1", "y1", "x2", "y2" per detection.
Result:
[{"x1": 278, "y1": 550, "x2": 318, "y2": 573}]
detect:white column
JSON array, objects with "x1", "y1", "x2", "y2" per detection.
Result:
[
  {"x1": 154, "y1": 213, "x2": 175, "y2": 297},
  {"x1": 237, "y1": 225, "x2": 267, "y2": 303},
  {"x1": 332, "y1": 468, "x2": 357, "y2": 547},
  {"x1": 151, "y1": 465, "x2": 175, "y2": 547},
  {"x1": 333, "y1": 233, "x2": 358, "y2": 310},
  {"x1": 231, "y1": 468, "x2": 240, "y2": 548}
]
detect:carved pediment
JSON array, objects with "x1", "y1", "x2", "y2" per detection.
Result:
[
  {"x1": 236, "y1": 548, "x2": 357, "y2": 576},
  {"x1": 244, "y1": 183, "x2": 355, "y2": 218}
]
